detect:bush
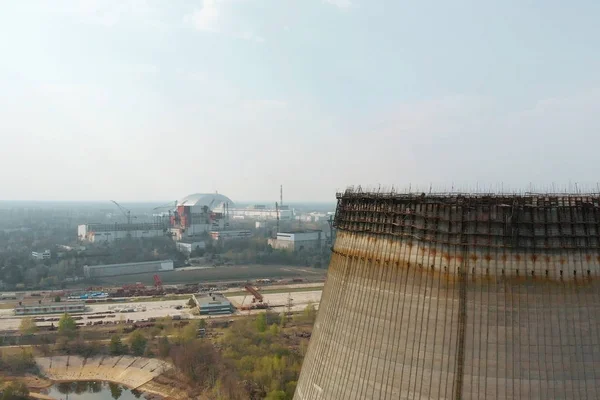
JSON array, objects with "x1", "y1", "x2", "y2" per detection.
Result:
[
  {"x1": 71, "y1": 338, "x2": 102, "y2": 358},
  {"x1": 265, "y1": 390, "x2": 286, "y2": 400},
  {"x1": 157, "y1": 336, "x2": 170, "y2": 358}
]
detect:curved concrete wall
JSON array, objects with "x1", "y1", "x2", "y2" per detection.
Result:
[
  {"x1": 36, "y1": 356, "x2": 171, "y2": 389},
  {"x1": 294, "y1": 192, "x2": 600, "y2": 400}
]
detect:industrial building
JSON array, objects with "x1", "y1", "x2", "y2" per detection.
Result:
[
  {"x1": 268, "y1": 230, "x2": 323, "y2": 251},
  {"x1": 194, "y1": 293, "x2": 234, "y2": 315},
  {"x1": 176, "y1": 240, "x2": 206, "y2": 255},
  {"x1": 296, "y1": 212, "x2": 334, "y2": 223},
  {"x1": 295, "y1": 190, "x2": 600, "y2": 400},
  {"x1": 221, "y1": 204, "x2": 292, "y2": 221},
  {"x1": 170, "y1": 193, "x2": 230, "y2": 240},
  {"x1": 209, "y1": 230, "x2": 252, "y2": 241},
  {"x1": 83, "y1": 260, "x2": 174, "y2": 278},
  {"x1": 78, "y1": 222, "x2": 169, "y2": 243},
  {"x1": 15, "y1": 302, "x2": 85, "y2": 315}
]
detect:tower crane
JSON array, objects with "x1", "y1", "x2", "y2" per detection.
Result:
[
  {"x1": 275, "y1": 202, "x2": 280, "y2": 234},
  {"x1": 153, "y1": 200, "x2": 177, "y2": 216},
  {"x1": 110, "y1": 200, "x2": 135, "y2": 225}
]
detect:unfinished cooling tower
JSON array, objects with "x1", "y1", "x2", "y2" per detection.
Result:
[{"x1": 295, "y1": 190, "x2": 600, "y2": 400}]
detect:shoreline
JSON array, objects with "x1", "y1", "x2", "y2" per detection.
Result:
[{"x1": 34, "y1": 356, "x2": 186, "y2": 399}]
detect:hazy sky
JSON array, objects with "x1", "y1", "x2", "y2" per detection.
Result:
[{"x1": 1, "y1": 1, "x2": 599, "y2": 202}]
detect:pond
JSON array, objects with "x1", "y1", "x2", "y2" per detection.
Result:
[{"x1": 45, "y1": 381, "x2": 145, "y2": 399}]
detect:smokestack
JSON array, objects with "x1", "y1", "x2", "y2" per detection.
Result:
[{"x1": 295, "y1": 190, "x2": 600, "y2": 399}]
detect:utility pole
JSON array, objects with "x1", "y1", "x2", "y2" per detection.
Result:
[
  {"x1": 280, "y1": 184, "x2": 283, "y2": 208},
  {"x1": 286, "y1": 292, "x2": 293, "y2": 320}
]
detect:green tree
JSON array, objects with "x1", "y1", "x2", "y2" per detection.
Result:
[
  {"x1": 1, "y1": 381, "x2": 30, "y2": 400},
  {"x1": 198, "y1": 319, "x2": 207, "y2": 329},
  {"x1": 109, "y1": 335, "x2": 126, "y2": 355},
  {"x1": 128, "y1": 331, "x2": 147, "y2": 356},
  {"x1": 285, "y1": 381, "x2": 297, "y2": 399},
  {"x1": 89, "y1": 381, "x2": 102, "y2": 393},
  {"x1": 256, "y1": 313, "x2": 267, "y2": 333},
  {"x1": 1, "y1": 350, "x2": 35, "y2": 374},
  {"x1": 18, "y1": 318, "x2": 37, "y2": 336},
  {"x1": 56, "y1": 382, "x2": 74, "y2": 395},
  {"x1": 265, "y1": 390, "x2": 286, "y2": 400},
  {"x1": 58, "y1": 313, "x2": 77, "y2": 338},
  {"x1": 108, "y1": 382, "x2": 123, "y2": 400},
  {"x1": 180, "y1": 321, "x2": 200, "y2": 343},
  {"x1": 157, "y1": 336, "x2": 171, "y2": 358},
  {"x1": 54, "y1": 295, "x2": 61, "y2": 302},
  {"x1": 295, "y1": 304, "x2": 317, "y2": 324}
]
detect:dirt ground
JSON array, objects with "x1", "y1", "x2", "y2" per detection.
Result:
[
  {"x1": 0, "y1": 299, "x2": 194, "y2": 331},
  {"x1": 227, "y1": 290, "x2": 322, "y2": 313}
]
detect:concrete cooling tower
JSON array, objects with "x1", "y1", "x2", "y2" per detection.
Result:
[{"x1": 295, "y1": 190, "x2": 600, "y2": 400}]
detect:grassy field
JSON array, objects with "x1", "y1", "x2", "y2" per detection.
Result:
[{"x1": 92, "y1": 265, "x2": 327, "y2": 287}]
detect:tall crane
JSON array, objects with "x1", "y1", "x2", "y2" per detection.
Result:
[
  {"x1": 275, "y1": 202, "x2": 280, "y2": 234},
  {"x1": 244, "y1": 284, "x2": 264, "y2": 303},
  {"x1": 110, "y1": 200, "x2": 135, "y2": 225},
  {"x1": 153, "y1": 200, "x2": 177, "y2": 216}
]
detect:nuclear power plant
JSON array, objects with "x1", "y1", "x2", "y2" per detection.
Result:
[{"x1": 295, "y1": 189, "x2": 600, "y2": 399}]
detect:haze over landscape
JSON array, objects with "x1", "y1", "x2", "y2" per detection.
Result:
[
  {"x1": 1, "y1": 0, "x2": 599, "y2": 202},
  {"x1": 2, "y1": 2, "x2": 600, "y2": 400}
]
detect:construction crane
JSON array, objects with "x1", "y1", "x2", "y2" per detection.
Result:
[
  {"x1": 110, "y1": 200, "x2": 135, "y2": 225},
  {"x1": 275, "y1": 201, "x2": 280, "y2": 234},
  {"x1": 244, "y1": 284, "x2": 264, "y2": 303},
  {"x1": 153, "y1": 200, "x2": 177, "y2": 216}
]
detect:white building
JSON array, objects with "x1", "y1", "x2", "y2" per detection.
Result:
[
  {"x1": 296, "y1": 212, "x2": 335, "y2": 223},
  {"x1": 213, "y1": 204, "x2": 292, "y2": 221},
  {"x1": 268, "y1": 230, "x2": 323, "y2": 251},
  {"x1": 83, "y1": 260, "x2": 174, "y2": 278},
  {"x1": 176, "y1": 241, "x2": 206, "y2": 255},
  {"x1": 31, "y1": 250, "x2": 51, "y2": 260},
  {"x1": 78, "y1": 223, "x2": 168, "y2": 243},
  {"x1": 210, "y1": 230, "x2": 252, "y2": 241}
]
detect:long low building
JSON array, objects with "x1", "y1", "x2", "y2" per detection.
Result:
[
  {"x1": 78, "y1": 222, "x2": 169, "y2": 243},
  {"x1": 214, "y1": 204, "x2": 293, "y2": 221},
  {"x1": 83, "y1": 260, "x2": 174, "y2": 278},
  {"x1": 209, "y1": 230, "x2": 252, "y2": 241},
  {"x1": 15, "y1": 302, "x2": 85, "y2": 315}
]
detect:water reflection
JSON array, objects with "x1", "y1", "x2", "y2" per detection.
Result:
[{"x1": 48, "y1": 381, "x2": 143, "y2": 399}]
